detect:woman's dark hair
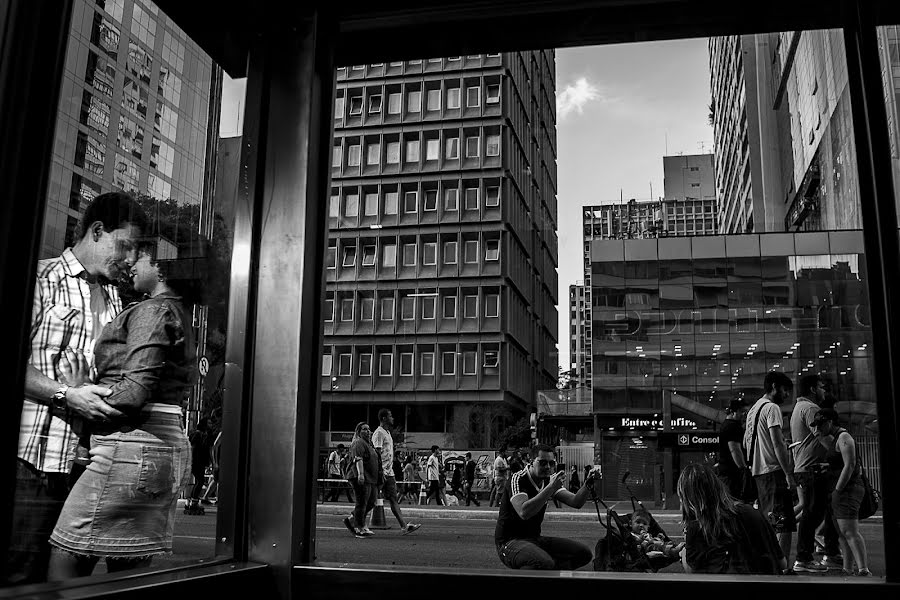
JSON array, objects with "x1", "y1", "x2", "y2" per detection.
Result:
[
  {"x1": 138, "y1": 237, "x2": 214, "y2": 306},
  {"x1": 677, "y1": 463, "x2": 740, "y2": 544}
]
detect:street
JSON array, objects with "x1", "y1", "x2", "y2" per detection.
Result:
[{"x1": 131, "y1": 503, "x2": 886, "y2": 577}]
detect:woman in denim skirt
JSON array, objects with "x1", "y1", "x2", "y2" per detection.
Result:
[{"x1": 47, "y1": 238, "x2": 205, "y2": 579}]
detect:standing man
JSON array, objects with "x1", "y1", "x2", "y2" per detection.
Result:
[
  {"x1": 791, "y1": 374, "x2": 841, "y2": 572},
  {"x1": 4, "y1": 192, "x2": 147, "y2": 585},
  {"x1": 490, "y1": 446, "x2": 509, "y2": 507},
  {"x1": 326, "y1": 444, "x2": 352, "y2": 502},
  {"x1": 371, "y1": 409, "x2": 421, "y2": 534},
  {"x1": 425, "y1": 445, "x2": 444, "y2": 505},
  {"x1": 744, "y1": 371, "x2": 797, "y2": 572},
  {"x1": 495, "y1": 444, "x2": 599, "y2": 570},
  {"x1": 463, "y1": 452, "x2": 481, "y2": 506},
  {"x1": 716, "y1": 399, "x2": 752, "y2": 502}
]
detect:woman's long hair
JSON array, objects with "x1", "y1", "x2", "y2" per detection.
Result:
[
  {"x1": 677, "y1": 463, "x2": 740, "y2": 543},
  {"x1": 351, "y1": 421, "x2": 368, "y2": 443}
]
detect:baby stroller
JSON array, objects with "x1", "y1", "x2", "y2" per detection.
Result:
[{"x1": 590, "y1": 472, "x2": 681, "y2": 573}]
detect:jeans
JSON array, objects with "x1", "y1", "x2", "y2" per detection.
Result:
[
  {"x1": 795, "y1": 470, "x2": 839, "y2": 561},
  {"x1": 496, "y1": 536, "x2": 593, "y2": 570},
  {"x1": 349, "y1": 479, "x2": 376, "y2": 529}
]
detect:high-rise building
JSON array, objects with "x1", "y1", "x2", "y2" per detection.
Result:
[
  {"x1": 710, "y1": 29, "x2": 900, "y2": 234},
  {"x1": 321, "y1": 54, "x2": 559, "y2": 449},
  {"x1": 662, "y1": 153, "x2": 716, "y2": 202},
  {"x1": 40, "y1": 0, "x2": 222, "y2": 257},
  {"x1": 568, "y1": 284, "x2": 589, "y2": 390}
]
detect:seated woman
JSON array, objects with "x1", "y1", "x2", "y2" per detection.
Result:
[
  {"x1": 47, "y1": 238, "x2": 207, "y2": 579},
  {"x1": 629, "y1": 509, "x2": 684, "y2": 560},
  {"x1": 678, "y1": 463, "x2": 786, "y2": 574}
]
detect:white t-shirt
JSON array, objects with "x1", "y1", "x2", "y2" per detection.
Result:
[
  {"x1": 744, "y1": 397, "x2": 784, "y2": 476},
  {"x1": 371, "y1": 425, "x2": 394, "y2": 477},
  {"x1": 327, "y1": 450, "x2": 342, "y2": 476},
  {"x1": 426, "y1": 454, "x2": 441, "y2": 481}
]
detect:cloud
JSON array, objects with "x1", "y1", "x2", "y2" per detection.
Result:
[{"x1": 556, "y1": 77, "x2": 600, "y2": 121}]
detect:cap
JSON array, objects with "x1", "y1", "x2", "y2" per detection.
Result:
[
  {"x1": 812, "y1": 407, "x2": 839, "y2": 425},
  {"x1": 726, "y1": 399, "x2": 745, "y2": 413}
]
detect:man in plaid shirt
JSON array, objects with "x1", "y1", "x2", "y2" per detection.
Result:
[{"x1": 3, "y1": 192, "x2": 147, "y2": 585}]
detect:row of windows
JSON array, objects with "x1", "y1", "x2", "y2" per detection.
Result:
[
  {"x1": 332, "y1": 131, "x2": 501, "y2": 169},
  {"x1": 337, "y1": 55, "x2": 502, "y2": 76},
  {"x1": 324, "y1": 292, "x2": 501, "y2": 322},
  {"x1": 335, "y1": 81, "x2": 501, "y2": 120},
  {"x1": 329, "y1": 185, "x2": 501, "y2": 219},
  {"x1": 322, "y1": 347, "x2": 500, "y2": 377},
  {"x1": 328, "y1": 238, "x2": 500, "y2": 269}
]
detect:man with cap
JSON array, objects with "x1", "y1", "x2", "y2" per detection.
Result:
[{"x1": 716, "y1": 398, "x2": 752, "y2": 502}]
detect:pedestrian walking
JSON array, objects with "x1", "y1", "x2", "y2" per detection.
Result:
[
  {"x1": 342, "y1": 422, "x2": 380, "y2": 538},
  {"x1": 463, "y1": 452, "x2": 481, "y2": 506},
  {"x1": 489, "y1": 446, "x2": 509, "y2": 507},
  {"x1": 425, "y1": 446, "x2": 444, "y2": 505},
  {"x1": 371, "y1": 409, "x2": 421, "y2": 535}
]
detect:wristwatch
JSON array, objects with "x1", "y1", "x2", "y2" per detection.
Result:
[{"x1": 50, "y1": 384, "x2": 69, "y2": 410}]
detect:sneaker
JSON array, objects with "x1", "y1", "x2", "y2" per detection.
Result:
[
  {"x1": 841, "y1": 569, "x2": 855, "y2": 577},
  {"x1": 855, "y1": 569, "x2": 872, "y2": 577},
  {"x1": 360, "y1": 528, "x2": 375, "y2": 537},
  {"x1": 793, "y1": 560, "x2": 827, "y2": 573},
  {"x1": 820, "y1": 556, "x2": 844, "y2": 570},
  {"x1": 401, "y1": 523, "x2": 421, "y2": 536},
  {"x1": 781, "y1": 568, "x2": 797, "y2": 576},
  {"x1": 342, "y1": 516, "x2": 357, "y2": 536}
]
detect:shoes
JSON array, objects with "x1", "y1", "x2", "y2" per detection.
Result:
[
  {"x1": 781, "y1": 568, "x2": 797, "y2": 576},
  {"x1": 342, "y1": 516, "x2": 357, "y2": 536},
  {"x1": 820, "y1": 556, "x2": 844, "y2": 570},
  {"x1": 855, "y1": 569, "x2": 873, "y2": 577},
  {"x1": 793, "y1": 560, "x2": 827, "y2": 573},
  {"x1": 401, "y1": 523, "x2": 421, "y2": 536},
  {"x1": 360, "y1": 528, "x2": 375, "y2": 537},
  {"x1": 841, "y1": 569, "x2": 855, "y2": 576}
]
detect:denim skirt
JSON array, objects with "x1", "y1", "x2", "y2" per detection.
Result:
[{"x1": 50, "y1": 404, "x2": 192, "y2": 558}]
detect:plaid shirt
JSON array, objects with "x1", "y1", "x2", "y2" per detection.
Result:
[{"x1": 19, "y1": 249, "x2": 122, "y2": 473}]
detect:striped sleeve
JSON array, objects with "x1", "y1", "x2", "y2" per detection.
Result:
[{"x1": 510, "y1": 470, "x2": 525, "y2": 497}]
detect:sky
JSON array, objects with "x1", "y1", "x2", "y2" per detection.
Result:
[{"x1": 218, "y1": 37, "x2": 714, "y2": 374}]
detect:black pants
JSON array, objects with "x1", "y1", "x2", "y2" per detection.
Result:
[
  {"x1": 463, "y1": 479, "x2": 480, "y2": 505},
  {"x1": 426, "y1": 480, "x2": 444, "y2": 505},
  {"x1": 795, "y1": 470, "x2": 840, "y2": 561}
]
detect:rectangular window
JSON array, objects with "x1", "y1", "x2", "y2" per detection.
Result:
[
  {"x1": 347, "y1": 144, "x2": 361, "y2": 166},
  {"x1": 330, "y1": 193, "x2": 339, "y2": 217},
  {"x1": 402, "y1": 243, "x2": 417, "y2": 266},
  {"x1": 443, "y1": 296, "x2": 457, "y2": 318},
  {"x1": 462, "y1": 351, "x2": 477, "y2": 375},
  {"x1": 405, "y1": 139, "x2": 420, "y2": 163},
  {"x1": 360, "y1": 297, "x2": 375, "y2": 320},
  {"x1": 386, "y1": 141, "x2": 400, "y2": 164},
  {"x1": 444, "y1": 188, "x2": 458, "y2": 210},
  {"x1": 447, "y1": 87, "x2": 461, "y2": 109},
  {"x1": 466, "y1": 86, "x2": 480, "y2": 107},
  {"x1": 483, "y1": 351, "x2": 499, "y2": 368},
  {"x1": 464, "y1": 188, "x2": 479, "y2": 210},
  {"x1": 426, "y1": 89, "x2": 441, "y2": 111},
  {"x1": 485, "y1": 293, "x2": 499, "y2": 317},
  {"x1": 422, "y1": 297, "x2": 436, "y2": 319},
  {"x1": 400, "y1": 353, "x2": 413, "y2": 376},
  {"x1": 349, "y1": 96, "x2": 363, "y2": 115},
  {"x1": 368, "y1": 94, "x2": 382, "y2": 113},
  {"x1": 334, "y1": 96, "x2": 344, "y2": 119},
  {"x1": 445, "y1": 137, "x2": 459, "y2": 159},
  {"x1": 382, "y1": 243, "x2": 396, "y2": 267},
  {"x1": 486, "y1": 134, "x2": 500, "y2": 156},
  {"x1": 423, "y1": 242, "x2": 437, "y2": 265},
  {"x1": 425, "y1": 138, "x2": 440, "y2": 160},
  {"x1": 380, "y1": 297, "x2": 394, "y2": 320},
  {"x1": 326, "y1": 246, "x2": 336, "y2": 269},
  {"x1": 338, "y1": 353, "x2": 352, "y2": 376},
  {"x1": 324, "y1": 298, "x2": 334, "y2": 321},
  {"x1": 442, "y1": 352, "x2": 456, "y2": 375},
  {"x1": 359, "y1": 353, "x2": 372, "y2": 376},
  {"x1": 443, "y1": 241, "x2": 458, "y2": 264},
  {"x1": 407, "y1": 90, "x2": 421, "y2": 113},
  {"x1": 366, "y1": 143, "x2": 380, "y2": 165},
  {"x1": 401, "y1": 296, "x2": 415, "y2": 320},
  {"x1": 342, "y1": 246, "x2": 357, "y2": 266},
  {"x1": 362, "y1": 245, "x2": 376, "y2": 266},
  {"x1": 463, "y1": 295, "x2": 478, "y2": 318},
  {"x1": 379, "y1": 354, "x2": 393, "y2": 376},
  {"x1": 465, "y1": 136, "x2": 479, "y2": 158},
  {"x1": 364, "y1": 193, "x2": 378, "y2": 216},
  {"x1": 344, "y1": 193, "x2": 359, "y2": 217},
  {"x1": 421, "y1": 352, "x2": 435, "y2": 376},
  {"x1": 384, "y1": 191, "x2": 398, "y2": 215},
  {"x1": 486, "y1": 84, "x2": 500, "y2": 104},
  {"x1": 387, "y1": 92, "x2": 401, "y2": 114},
  {"x1": 322, "y1": 353, "x2": 333, "y2": 376},
  {"x1": 332, "y1": 145, "x2": 342, "y2": 167},
  {"x1": 404, "y1": 191, "x2": 417, "y2": 213},
  {"x1": 340, "y1": 298, "x2": 354, "y2": 321},
  {"x1": 485, "y1": 239, "x2": 500, "y2": 261},
  {"x1": 485, "y1": 186, "x2": 500, "y2": 207},
  {"x1": 464, "y1": 240, "x2": 478, "y2": 263},
  {"x1": 423, "y1": 190, "x2": 437, "y2": 211}
]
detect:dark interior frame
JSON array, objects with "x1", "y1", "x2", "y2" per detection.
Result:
[{"x1": 2, "y1": 0, "x2": 899, "y2": 598}]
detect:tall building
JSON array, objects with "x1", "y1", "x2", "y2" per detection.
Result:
[
  {"x1": 568, "y1": 284, "x2": 589, "y2": 390},
  {"x1": 710, "y1": 29, "x2": 900, "y2": 234},
  {"x1": 662, "y1": 153, "x2": 716, "y2": 202},
  {"x1": 320, "y1": 54, "x2": 559, "y2": 450},
  {"x1": 40, "y1": 0, "x2": 222, "y2": 257}
]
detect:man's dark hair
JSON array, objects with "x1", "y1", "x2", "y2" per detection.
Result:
[
  {"x1": 798, "y1": 374, "x2": 820, "y2": 398},
  {"x1": 431, "y1": 445, "x2": 439, "y2": 452},
  {"x1": 763, "y1": 370, "x2": 793, "y2": 393},
  {"x1": 336, "y1": 444, "x2": 345, "y2": 450},
  {"x1": 465, "y1": 452, "x2": 471, "y2": 459},
  {"x1": 532, "y1": 443, "x2": 554, "y2": 455},
  {"x1": 377, "y1": 408, "x2": 391, "y2": 421},
  {"x1": 81, "y1": 191, "x2": 148, "y2": 238}
]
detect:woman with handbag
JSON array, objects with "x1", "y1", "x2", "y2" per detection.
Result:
[{"x1": 811, "y1": 408, "x2": 871, "y2": 576}]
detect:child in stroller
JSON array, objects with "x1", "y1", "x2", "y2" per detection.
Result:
[{"x1": 629, "y1": 508, "x2": 684, "y2": 561}]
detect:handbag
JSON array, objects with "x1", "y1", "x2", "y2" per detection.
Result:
[{"x1": 857, "y1": 460, "x2": 879, "y2": 520}]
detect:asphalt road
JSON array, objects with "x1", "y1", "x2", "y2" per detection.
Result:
[{"x1": 138, "y1": 504, "x2": 887, "y2": 578}]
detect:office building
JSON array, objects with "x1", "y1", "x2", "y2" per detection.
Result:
[
  {"x1": 320, "y1": 54, "x2": 559, "y2": 449},
  {"x1": 568, "y1": 284, "x2": 590, "y2": 390},
  {"x1": 40, "y1": 0, "x2": 222, "y2": 257}
]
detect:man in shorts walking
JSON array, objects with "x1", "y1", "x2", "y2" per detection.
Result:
[{"x1": 372, "y1": 409, "x2": 421, "y2": 535}]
